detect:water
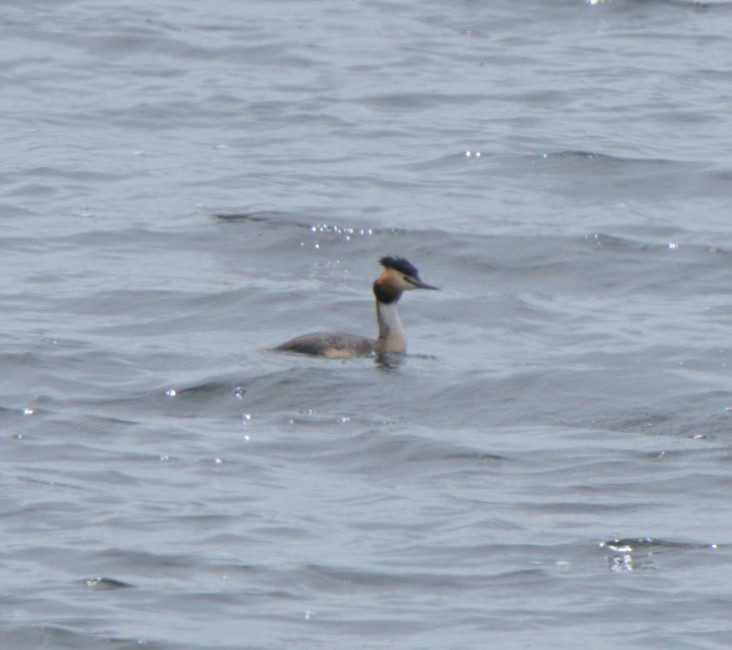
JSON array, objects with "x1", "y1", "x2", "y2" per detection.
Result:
[{"x1": 3, "y1": 0, "x2": 732, "y2": 647}]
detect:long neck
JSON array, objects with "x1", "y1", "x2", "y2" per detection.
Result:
[{"x1": 374, "y1": 300, "x2": 406, "y2": 354}]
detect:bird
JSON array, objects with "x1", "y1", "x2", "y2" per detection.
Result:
[{"x1": 274, "y1": 256, "x2": 438, "y2": 358}]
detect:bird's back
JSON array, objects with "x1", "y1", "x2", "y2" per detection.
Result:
[{"x1": 274, "y1": 332, "x2": 375, "y2": 358}]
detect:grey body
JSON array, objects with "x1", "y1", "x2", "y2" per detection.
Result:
[{"x1": 275, "y1": 332, "x2": 375, "y2": 357}]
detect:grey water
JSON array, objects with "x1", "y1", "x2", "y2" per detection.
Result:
[{"x1": 3, "y1": 0, "x2": 732, "y2": 647}]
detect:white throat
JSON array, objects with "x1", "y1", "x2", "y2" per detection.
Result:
[{"x1": 375, "y1": 300, "x2": 406, "y2": 354}]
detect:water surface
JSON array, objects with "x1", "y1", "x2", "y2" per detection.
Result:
[{"x1": 3, "y1": 0, "x2": 732, "y2": 648}]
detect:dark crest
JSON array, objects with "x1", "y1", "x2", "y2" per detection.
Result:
[{"x1": 379, "y1": 256, "x2": 419, "y2": 277}]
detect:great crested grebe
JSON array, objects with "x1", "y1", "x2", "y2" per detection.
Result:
[{"x1": 275, "y1": 256, "x2": 438, "y2": 358}]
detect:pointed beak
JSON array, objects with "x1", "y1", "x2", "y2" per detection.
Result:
[{"x1": 412, "y1": 278, "x2": 439, "y2": 290}]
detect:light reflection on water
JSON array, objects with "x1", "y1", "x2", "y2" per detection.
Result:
[{"x1": 4, "y1": 0, "x2": 732, "y2": 647}]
